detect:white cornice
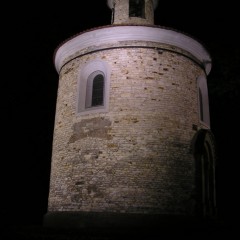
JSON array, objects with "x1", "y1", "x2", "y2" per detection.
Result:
[{"x1": 54, "y1": 25, "x2": 212, "y2": 74}]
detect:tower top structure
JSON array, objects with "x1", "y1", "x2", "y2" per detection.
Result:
[
  {"x1": 106, "y1": 0, "x2": 159, "y2": 25},
  {"x1": 107, "y1": 0, "x2": 159, "y2": 9}
]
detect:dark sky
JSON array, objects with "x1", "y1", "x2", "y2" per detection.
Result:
[{"x1": 2, "y1": 1, "x2": 239, "y2": 228}]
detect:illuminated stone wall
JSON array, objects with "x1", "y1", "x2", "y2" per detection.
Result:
[{"x1": 48, "y1": 39, "x2": 207, "y2": 215}]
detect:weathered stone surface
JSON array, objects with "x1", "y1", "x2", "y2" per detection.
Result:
[{"x1": 69, "y1": 118, "x2": 112, "y2": 143}]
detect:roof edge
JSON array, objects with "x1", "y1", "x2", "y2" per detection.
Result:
[{"x1": 54, "y1": 25, "x2": 212, "y2": 74}]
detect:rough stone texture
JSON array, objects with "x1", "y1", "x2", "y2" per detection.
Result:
[{"x1": 48, "y1": 42, "x2": 208, "y2": 216}]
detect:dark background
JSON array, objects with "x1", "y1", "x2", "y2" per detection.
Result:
[{"x1": 1, "y1": 0, "x2": 239, "y2": 231}]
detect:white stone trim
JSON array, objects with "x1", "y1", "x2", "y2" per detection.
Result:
[{"x1": 55, "y1": 26, "x2": 212, "y2": 74}]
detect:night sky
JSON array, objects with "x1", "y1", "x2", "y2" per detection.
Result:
[{"x1": 2, "y1": 0, "x2": 239, "y2": 231}]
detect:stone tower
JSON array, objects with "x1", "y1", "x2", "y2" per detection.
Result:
[{"x1": 45, "y1": 0, "x2": 217, "y2": 228}]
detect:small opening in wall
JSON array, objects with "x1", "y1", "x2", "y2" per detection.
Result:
[{"x1": 129, "y1": 0, "x2": 145, "y2": 18}]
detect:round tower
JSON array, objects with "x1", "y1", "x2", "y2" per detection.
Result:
[{"x1": 45, "y1": 0, "x2": 217, "y2": 228}]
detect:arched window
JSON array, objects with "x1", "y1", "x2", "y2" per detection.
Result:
[
  {"x1": 85, "y1": 71, "x2": 105, "y2": 108},
  {"x1": 92, "y1": 74, "x2": 104, "y2": 106},
  {"x1": 129, "y1": 0, "x2": 145, "y2": 18},
  {"x1": 197, "y1": 76, "x2": 210, "y2": 127},
  {"x1": 192, "y1": 130, "x2": 217, "y2": 217},
  {"x1": 77, "y1": 60, "x2": 111, "y2": 115}
]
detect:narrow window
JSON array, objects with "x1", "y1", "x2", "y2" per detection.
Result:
[
  {"x1": 85, "y1": 71, "x2": 105, "y2": 108},
  {"x1": 129, "y1": 0, "x2": 145, "y2": 18},
  {"x1": 199, "y1": 88, "x2": 204, "y2": 122},
  {"x1": 92, "y1": 74, "x2": 104, "y2": 106}
]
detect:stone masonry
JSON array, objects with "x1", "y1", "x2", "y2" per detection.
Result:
[
  {"x1": 45, "y1": 0, "x2": 216, "y2": 227},
  {"x1": 48, "y1": 41, "x2": 207, "y2": 215}
]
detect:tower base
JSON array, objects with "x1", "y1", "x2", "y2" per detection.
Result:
[{"x1": 43, "y1": 211, "x2": 218, "y2": 230}]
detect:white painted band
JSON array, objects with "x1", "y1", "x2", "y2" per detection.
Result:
[{"x1": 54, "y1": 25, "x2": 211, "y2": 74}]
